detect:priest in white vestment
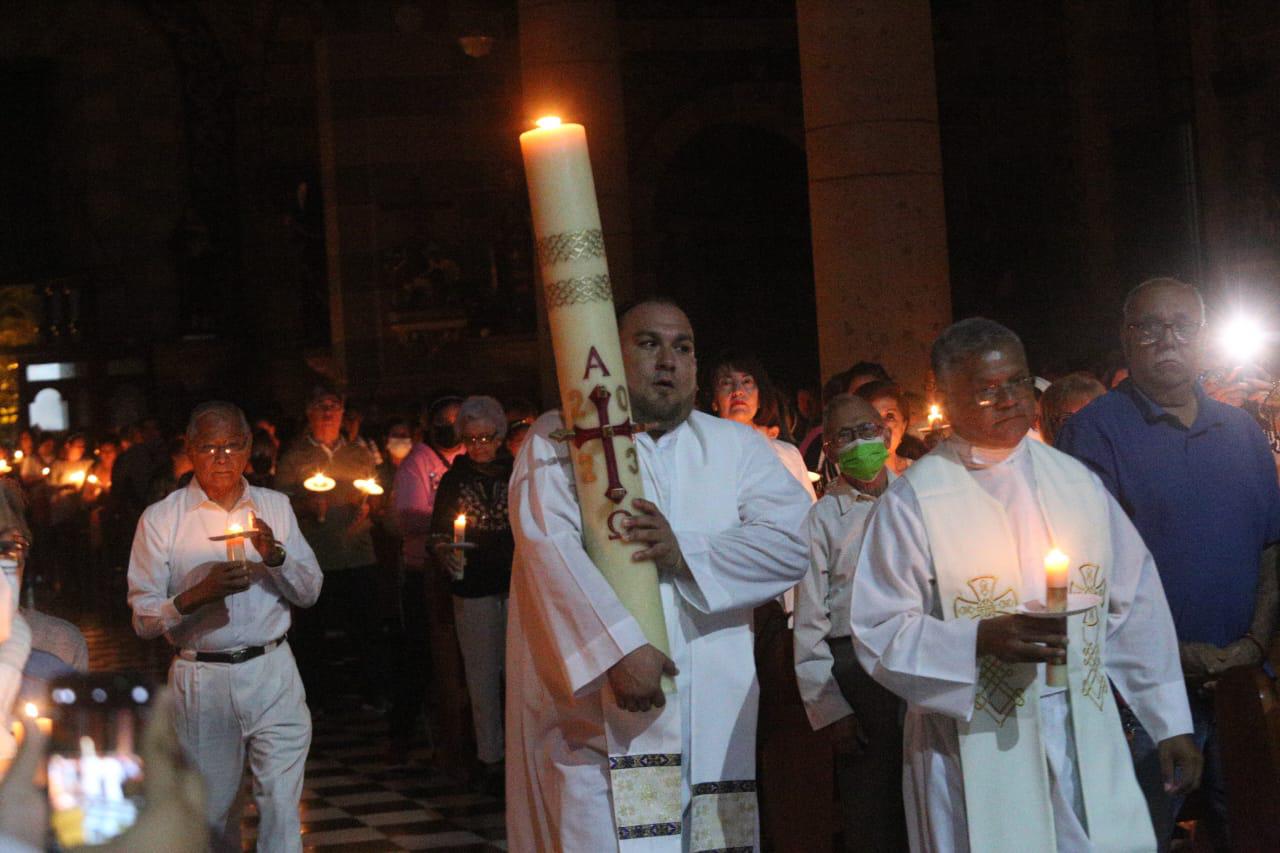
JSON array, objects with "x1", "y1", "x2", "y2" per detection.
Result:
[
  {"x1": 851, "y1": 318, "x2": 1202, "y2": 852},
  {"x1": 506, "y1": 299, "x2": 812, "y2": 852}
]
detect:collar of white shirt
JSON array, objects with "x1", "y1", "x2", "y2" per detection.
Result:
[
  {"x1": 180, "y1": 477, "x2": 258, "y2": 515},
  {"x1": 828, "y1": 468, "x2": 895, "y2": 515}
]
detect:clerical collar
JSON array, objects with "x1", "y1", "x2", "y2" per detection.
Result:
[{"x1": 949, "y1": 433, "x2": 1027, "y2": 470}]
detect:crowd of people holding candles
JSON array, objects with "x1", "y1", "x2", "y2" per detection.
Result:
[{"x1": 0, "y1": 118, "x2": 1275, "y2": 853}]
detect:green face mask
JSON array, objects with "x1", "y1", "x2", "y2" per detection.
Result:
[{"x1": 837, "y1": 438, "x2": 889, "y2": 481}]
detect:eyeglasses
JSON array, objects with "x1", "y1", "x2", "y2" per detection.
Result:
[
  {"x1": 195, "y1": 440, "x2": 249, "y2": 459},
  {"x1": 974, "y1": 376, "x2": 1035, "y2": 408},
  {"x1": 827, "y1": 422, "x2": 884, "y2": 447},
  {"x1": 310, "y1": 401, "x2": 343, "y2": 412},
  {"x1": 463, "y1": 433, "x2": 498, "y2": 447},
  {"x1": 1125, "y1": 320, "x2": 1204, "y2": 346}
]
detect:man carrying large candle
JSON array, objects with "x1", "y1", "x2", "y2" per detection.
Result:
[
  {"x1": 506, "y1": 296, "x2": 811, "y2": 851},
  {"x1": 850, "y1": 318, "x2": 1201, "y2": 852}
]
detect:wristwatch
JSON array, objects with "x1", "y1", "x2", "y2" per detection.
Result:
[{"x1": 264, "y1": 542, "x2": 287, "y2": 568}]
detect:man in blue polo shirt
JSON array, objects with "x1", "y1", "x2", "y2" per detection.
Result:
[{"x1": 1058, "y1": 277, "x2": 1280, "y2": 850}]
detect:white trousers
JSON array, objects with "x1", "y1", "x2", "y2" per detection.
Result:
[
  {"x1": 170, "y1": 642, "x2": 311, "y2": 853},
  {"x1": 453, "y1": 595, "x2": 507, "y2": 764}
]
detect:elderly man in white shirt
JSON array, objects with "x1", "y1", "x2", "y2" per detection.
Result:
[
  {"x1": 794, "y1": 393, "x2": 906, "y2": 851},
  {"x1": 128, "y1": 402, "x2": 322, "y2": 853}
]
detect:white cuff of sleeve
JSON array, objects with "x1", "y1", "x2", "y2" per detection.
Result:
[{"x1": 567, "y1": 618, "x2": 648, "y2": 697}]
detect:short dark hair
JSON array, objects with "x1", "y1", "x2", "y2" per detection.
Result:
[
  {"x1": 615, "y1": 295, "x2": 688, "y2": 327},
  {"x1": 846, "y1": 361, "x2": 891, "y2": 385},
  {"x1": 855, "y1": 380, "x2": 911, "y2": 422},
  {"x1": 930, "y1": 317, "x2": 1026, "y2": 381}
]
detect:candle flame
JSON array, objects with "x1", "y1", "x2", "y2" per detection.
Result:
[
  {"x1": 23, "y1": 702, "x2": 38, "y2": 719},
  {"x1": 70, "y1": 470, "x2": 86, "y2": 485},
  {"x1": 13, "y1": 450, "x2": 23, "y2": 461},
  {"x1": 1045, "y1": 547, "x2": 1069, "y2": 565},
  {"x1": 227, "y1": 523, "x2": 244, "y2": 535},
  {"x1": 928, "y1": 404, "x2": 943, "y2": 422},
  {"x1": 41, "y1": 467, "x2": 50, "y2": 476},
  {"x1": 303, "y1": 472, "x2": 336, "y2": 492},
  {"x1": 87, "y1": 473, "x2": 99, "y2": 484},
  {"x1": 0, "y1": 459, "x2": 10, "y2": 473},
  {"x1": 456, "y1": 513, "x2": 467, "y2": 525},
  {"x1": 353, "y1": 478, "x2": 384, "y2": 496},
  {"x1": 807, "y1": 471, "x2": 821, "y2": 483},
  {"x1": 535, "y1": 115, "x2": 562, "y2": 129}
]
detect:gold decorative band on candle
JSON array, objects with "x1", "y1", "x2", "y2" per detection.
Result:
[
  {"x1": 536, "y1": 228, "x2": 607, "y2": 265},
  {"x1": 545, "y1": 273, "x2": 614, "y2": 309}
]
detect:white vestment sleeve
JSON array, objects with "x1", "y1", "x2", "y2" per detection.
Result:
[
  {"x1": 510, "y1": 424, "x2": 648, "y2": 696},
  {"x1": 127, "y1": 509, "x2": 185, "y2": 640},
  {"x1": 794, "y1": 505, "x2": 853, "y2": 730},
  {"x1": 1098, "y1": 485, "x2": 1193, "y2": 743},
  {"x1": 851, "y1": 480, "x2": 981, "y2": 720},
  {"x1": 674, "y1": 432, "x2": 810, "y2": 614}
]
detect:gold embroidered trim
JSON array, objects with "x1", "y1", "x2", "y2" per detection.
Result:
[
  {"x1": 537, "y1": 228, "x2": 606, "y2": 265},
  {"x1": 975, "y1": 656, "x2": 1027, "y2": 725},
  {"x1": 955, "y1": 576, "x2": 1024, "y2": 726},
  {"x1": 1071, "y1": 562, "x2": 1108, "y2": 711},
  {"x1": 546, "y1": 273, "x2": 613, "y2": 308},
  {"x1": 953, "y1": 576, "x2": 1018, "y2": 621}
]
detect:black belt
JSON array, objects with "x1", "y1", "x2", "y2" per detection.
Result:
[{"x1": 179, "y1": 635, "x2": 286, "y2": 664}]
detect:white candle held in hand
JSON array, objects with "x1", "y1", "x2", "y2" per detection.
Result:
[
  {"x1": 1044, "y1": 548, "x2": 1070, "y2": 687},
  {"x1": 453, "y1": 513, "x2": 467, "y2": 544},
  {"x1": 226, "y1": 523, "x2": 246, "y2": 565}
]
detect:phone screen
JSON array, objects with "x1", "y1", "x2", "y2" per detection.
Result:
[{"x1": 46, "y1": 674, "x2": 150, "y2": 846}]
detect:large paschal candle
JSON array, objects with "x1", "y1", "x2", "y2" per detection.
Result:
[{"x1": 519, "y1": 117, "x2": 671, "y2": 672}]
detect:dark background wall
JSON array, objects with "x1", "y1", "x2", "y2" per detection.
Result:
[{"x1": 0, "y1": 0, "x2": 1277, "y2": 436}]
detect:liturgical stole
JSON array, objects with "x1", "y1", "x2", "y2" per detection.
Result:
[{"x1": 904, "y1": 440, "x2": 1154, "y2": 852}]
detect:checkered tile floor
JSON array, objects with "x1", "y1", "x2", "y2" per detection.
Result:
[
  {"x1": 72, "y1": 609, "x2": 507, "y2": 852},
  {"x1": 242, "y1": 707, "x2": 506, "y2": 852}
]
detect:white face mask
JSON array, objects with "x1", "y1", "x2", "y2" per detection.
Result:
[{"x1": 386, "y1": 437, "x2": 413, "y2": 461}]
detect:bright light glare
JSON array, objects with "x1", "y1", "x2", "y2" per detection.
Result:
[
  {"x1": 1220, "y1": 315, "x2": 1266, "y2": 364},
  {"x1": 23, "y1": 702, "x2": 38, "y2": 718},
  {"x1": 535, "y1": 116, "x2": 562, "y2": 129}
]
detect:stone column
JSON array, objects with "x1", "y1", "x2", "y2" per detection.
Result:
[
  {"x1": 796, "y1": 0, "x2": 951, "y2": 396},
  {"x1": 518, "y1": 0, "x2": 632, "y2": 405}
]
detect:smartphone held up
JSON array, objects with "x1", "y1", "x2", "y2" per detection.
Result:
[{"x1": 45, "y1": 672, "x2": 153, "y2": 848}]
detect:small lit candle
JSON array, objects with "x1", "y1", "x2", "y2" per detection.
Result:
[
  {"x1": 68, "y1": 470, "x2": 86, "y2": 488},
  {"x1": 87, "y1": 473, "x2": 99, "y2": 485},
  {"x1": 453, "y1": 513, "x2": 467, "y2": 544},
  {"x1": 353, "y1": 478, "x2": 384, "y2": 497},
  {"x1": 303, "y1": 472, "x2": 336, "y2": 492},
  {"x1": 40, "y1": 466, "x2": 49, "y2": 477},
  {"x1": 226, "y1": 523, "x2": 246, "y2": 565},
  {"x1": 13, "y1": 450, "x2": 23, "y2": 462},
  {"x1": 0, "y1": 459, "x2": 10, "y2": 474},
  {"x1": 1044, "y1": 548, "x2": 1070, "y2": 687},
  {"x1": 928, "y1": 404, "x2": 943, "y2": 427}
]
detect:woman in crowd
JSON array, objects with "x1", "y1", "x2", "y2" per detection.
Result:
[
  {"x1": 430, "y1": 396, "x2": 513, "y2": 796},
  {"x1": 704, "y1": 350, "x2": 816, "y2": 499}
]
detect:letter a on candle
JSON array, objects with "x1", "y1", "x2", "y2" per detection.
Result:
[{"x1": 582, "y1": 346, "x2": 611, "y2": 379}]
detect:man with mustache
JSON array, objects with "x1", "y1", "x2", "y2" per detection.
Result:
[
  {"x1": 505, "y1": 297, "x2": 811, "y2": 851},
  {"x1": 851, "y1": 317, "x2": 1199, "y2": 852},
  {"x1": 1057, "y1": 278, "x2": 1280, "y2": 849}
]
